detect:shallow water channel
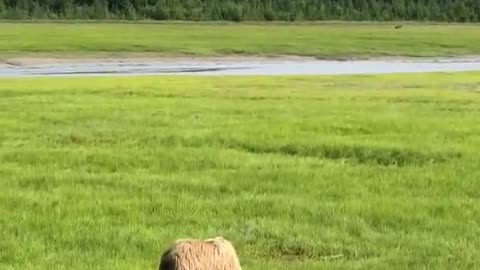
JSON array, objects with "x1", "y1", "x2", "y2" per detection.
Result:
[{"x1": 1, "y1": 56, "x2": 480, "y2": 77}]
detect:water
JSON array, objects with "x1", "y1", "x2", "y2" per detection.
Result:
[{"x1": 1, "y1": 57, "x2": 480, "y2": 77}]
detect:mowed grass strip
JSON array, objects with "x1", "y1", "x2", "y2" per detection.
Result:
[
  {"x1": 1, "y1": 73, "x2": 480, "y2": 270},
  {"x1": 0, "y1": 22, "x2": 480, "y2": 57}
]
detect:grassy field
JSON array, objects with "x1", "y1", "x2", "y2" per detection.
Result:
[
  {"x1": 1, "y1": 72, "x2": 480, "y2": 270},
  {"x1": 1, "y1": 22, "x2": 480, "y2": 58}
]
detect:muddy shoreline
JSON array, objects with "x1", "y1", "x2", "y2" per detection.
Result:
[{"x1": 3, "y1": 54, "x2": 480, "y2": 66}]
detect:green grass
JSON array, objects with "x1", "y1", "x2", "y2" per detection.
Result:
[
  {"x1": 1, "y1": 73, "x2": 480, "y2": 270},
  {"x1": 1, "y1": 22, "x2": 480, "y2": 58}
]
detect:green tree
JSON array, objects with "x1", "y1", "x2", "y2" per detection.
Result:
[
  {"x1": 392, "y1": 0, "x2": 406, "y2": 20},
  {"x1": 318, "y1": 3, "x2": 327, "y2": 20},
  {"x1": 452, "y1": 1, "x2": 470, "y2": 22},
  {"x1": 221, "y1": 1, "x2": 243, "y2": 22},
  {"x1": 428, "y1": 0, "x2": 442, "y2": 20},
  {"x1": 32, "y1": 1, "x2": 43, "y2": 19},
  {"x1": 124, "y1": 0, "x2": 137, "y2": 20},
  {"x1": 475, "y1": 1, "x2": 480, "y2": 22},
  {"x1": 170, "y1": 5, "x2": 186, "y2": 20},
  {"x1": 94, "y1": 0, "x2": 109, "y2": 19},
  {"x1": 152, "y1": 0, "x2": 169, "y2": 20},
  {"x1": 368, "y1": 0, "x2": 381, "y2": 20},
  {"x1": 0, "y1": 0, "x2": 5, "y2": 16},
  {"x1": 358, "y1": 0, "x2": 370, "y2": 20},
  {"x1": 63, "y1": 0, "x2": 74, "y2": 19},
  {"x1": 15, "y1": 0, "x2": 30, "y2": 19},
  {"x1": 184, "y1": 0, "x2": 204, "y2": 20}
]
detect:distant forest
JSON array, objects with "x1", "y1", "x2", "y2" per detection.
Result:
[{"x1": 0, "y1": 0, "x2": 479, "y2": 22}]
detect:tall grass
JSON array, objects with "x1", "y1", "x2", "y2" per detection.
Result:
[{"x1": 1, "y1": 73, "x2": 480, "y2": 270}]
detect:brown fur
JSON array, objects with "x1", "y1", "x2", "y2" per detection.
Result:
[{"x1": 159, "y1": 237, "x2": 242, "y2": 270}]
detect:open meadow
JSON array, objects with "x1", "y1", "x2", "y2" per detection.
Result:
[
  {"x1": 1, "y1": 72, "x2": 480, "y2": 269},
  {"x1": 1, "y1": 22, "x2": 480, "y2": 58}
]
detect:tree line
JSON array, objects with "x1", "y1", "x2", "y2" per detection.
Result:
[{"x1": 0, "y1": 0, "x2": 479, "y2": 22}]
